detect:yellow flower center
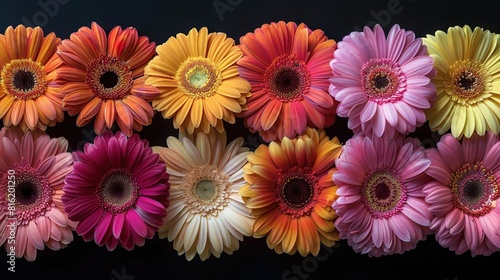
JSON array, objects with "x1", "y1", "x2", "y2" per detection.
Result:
[
  {"x1": 183, "y1": 164, "x2": 230, "y2": 217},
  {"x1": 1, "y1": 59, "x2": 47, "y2": 100},
  {"x1": 86, "y1": 54, "x2": 133, "y2": 100},
  {"x1": 444, "y1": 59, "x2": 491, "y2": 105},
  {"x1": 176, "y1": 57, "x2": 221, "y2": 99}
]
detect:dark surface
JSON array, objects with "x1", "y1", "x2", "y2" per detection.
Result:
[{"x1": 1, "y1": 0, "x2": 499, "y2": 279}]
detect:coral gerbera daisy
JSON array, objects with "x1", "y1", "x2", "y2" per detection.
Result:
[
  {"x1": 0, "y1": 24, "x2": 64, "y2": 131},
  {"x1": 144, "y1": 27, "x2": 250, "y2": 134},
  {"x1": 239, "y1": 128, "x2": 342, "y2": 256},
  {"x1": 332, "y1": 135, "x2": 432, "y2": 257},
  {"x1": 329, "y1": 24, "x2": 436, "y2": 138},
  {"x1": 0, "y1": 126, "x2": 75, "y2": 261},
  {"x1": 56, "y1": 22, "x2": 159, "y2": 136},
  {"x1": 424, "y1": 132, "x2": 500, "y2": 256},
  {"x1": 62, "y1": 131, "x2": 169, "y2": 251},
  {"x1": 423, "y1": 25, "x2": 500, "y2": 138},
  {"x1": 152, "y1": 129, "x2": 254, "y2": 261},
  {"x1": 237, "y1": 21, "x2": 337, "y2": 142}
]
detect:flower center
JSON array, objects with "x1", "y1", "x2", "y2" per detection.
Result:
[
  {"x1": 175, "y1": 57, "x2": 221, "y2": 99},
  {"x1": 264, "y1": 54, "x2": 310, "y2": 102},
  {"x1": 444, "y1": 59, "x2": 492, "y2": 106},
  {"x1": 1, "y1": 59, "x2": 47, "y2": 100},
  {"x1": 362, "y1": 170, "x2": 407, "y2": 218},
  {"x1": 195, "y1": 179, "x2": 217, "y2": 201},
  {"x1": 361, "y1": 58, "x2": 405, "y2": 104},
  {"x1": 1, "y1": 164, "x2": 52, "y2": 225},
  {"x1": 183, "y1": 164, "x2": 230, "y2": 216},
  {"x1": 276, "y1": 167, "x2": 319, "y2": 218},
  {"x1": 86, "y1": 54, "x2": 133, "y2": 100},
  {"x1": 96, "y1": 169, "x2": 139, "y2": 214},
  {"x1": 450, "y1": 162, "x2": 499, "y2": 216}
]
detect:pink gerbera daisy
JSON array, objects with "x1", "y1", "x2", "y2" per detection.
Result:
[
  {"x1": 237, "y1": 21, "x2": 337, "y2": 142},
  {"x1": 424, "y1": 132, "x2": 500, "y2": 256},
  {"x1": 62, "y1": 131, "x2": 169, "y2": 251},
  {"x1": 329, "y1": 24, "x2": 436, "y2": 138},
  {"x1": 0, "y1": 126, "x2": 75, "y2": 261},
  {"x1": 333, "y1": 135, "x2": 432, "y2": 256}
]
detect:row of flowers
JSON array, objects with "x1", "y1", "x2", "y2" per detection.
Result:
[{"x1": 0, "y1": 20, "x2": 499, "y2": 262}]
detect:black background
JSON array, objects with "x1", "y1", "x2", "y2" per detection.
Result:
[{"x1": 1, "y1": 0, "x2": 500, "y2": 279}]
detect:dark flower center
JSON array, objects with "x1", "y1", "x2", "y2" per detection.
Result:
[
  {"x1": 13, "y1": 70, "x2": 35, "y2": 91},
  {"x1": 374, "y1": 182, "x2": 391, "y2": 200},
  {"x1": 100, "y1": 71, "x2": 119, "y2": 89},
  {"x1": 264, "y1": 54, "x2": 310, "y2": 102},
  {"x1": 97, "y1": 169, "x2": 139, "y2": 213},
  {"x1": 15, "y1": 181, "x2": 39, "y2": 205},
  {"x1": 373, "y1": 75, "x2": 389, "y2": 90},
  {"x1": 458, "y1": 74, "x2": 476, "y2": 90},
  {"x1": 282, "y1": 177, "x2": 313, "y2": 209},
  {"x1": 451, "y1": 162, "x2": 499, "y2": 216},
  {"x1": 274, "y1": 68, "x2": 301, "y2": 97},
  {"x1": 86, "y1": 54, "x2": 133, "y2": 100}
]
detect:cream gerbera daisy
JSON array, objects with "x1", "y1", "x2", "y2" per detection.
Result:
[{"x1": 153, "y1": 129, "x2": 255, "y2": 260}]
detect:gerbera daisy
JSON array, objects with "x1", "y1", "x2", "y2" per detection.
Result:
[
  {"x1": 329, "y1": 24, "x2": 436, "y2": 138},
  {"x1": 152, "y1": 129, "x2": 254, "y2": 260},
  {"x1": 423, "y1": 25, "x2": 500, "y2": 138},
  {"x1": 0, "y1": 24, "x2": 64, "y2": 131},
  {"x1": 239, "y1": 128, "x2": 341, "y2": 256},
  {"x1": 62, "y1": 131, "x2": 169, "y2": 251},
  {"x1": 424, "y1": 132, "x2": 500, "y2": 256},
  {"x1": 0, "y1": 126, "x2": 75, "y2": 261},
  {"x1": 237, "y1": 21, "x2": 337, "y2": 142},
  {"x1": 56, "y1": 22, "x2": 159, "y2": 136},
  {"x1": 144, "y1": 27, "x2": 250, "y2": 134},
  {"x1": 332, "y1": 135, "x2": 432, "y2": 257}
]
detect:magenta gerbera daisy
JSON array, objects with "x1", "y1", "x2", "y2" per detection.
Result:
[
  {"x1": 332, "y1": 135, "x2": 432, "y2": 256},
  {"x1": 424, "y1": 132, "x2": 500, "y2": 256},
  {"x1": 0, "y1": 126, "x2": 75, "y2": 261},
  {"x1": 62, "y1": 130, "x2": 169, "y2": 251},
  {"x1": 329, "y1": 24, "x2": 436, "y2": 138}
]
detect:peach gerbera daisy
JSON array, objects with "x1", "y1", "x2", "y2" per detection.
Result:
[
  {"x1": 144, "y1": 27, "x2": 251, "y2": 134},
  {"x1": 0, "y1": 24, "x2": 64, "y2": 131},
  {"x1": 56, "y1": 22, "x2": 159, "y2": 136}
]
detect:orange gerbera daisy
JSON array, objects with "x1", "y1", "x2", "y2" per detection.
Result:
[
  {"x1": 144, "y1": 27, "x2": 251, "y2": 134},
  {"x1": 237, "y1": 21, "x2": 337, "y2": 142},
  {"x1": 239, "y1": 128, "x2": 342, "y2": 256},
  {"x1": 56, "y1": 22, "x2": 159, "y2": 136},
  {"x1": 0, "y1": 24, "x2": 64, "y2": 131}
]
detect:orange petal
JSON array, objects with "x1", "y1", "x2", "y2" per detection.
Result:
[
  {"x1": 76, "y1": 98, "x2": 101, "y2": 126},
  {"x1": 10, "y1": 100, "x2": 25, "y2": 125},
  {"x1": 25, "y1": 99, "x2": 38, "y2": 130},
  {"x1": 115, "y1": 100, "x2": 133, "y2": 129},
  {"x1": 36, "y1": 32, "x2": 58, "y2": 64},
  {"x1": 36, "y1": 95, "x2": 57, "y2": 120},
  {"x1": 26, "y1": 27, "x2": 43, "y2": 59},
  {"x1": 103, "y1": 100, "x2": 116, "y2": 128}
]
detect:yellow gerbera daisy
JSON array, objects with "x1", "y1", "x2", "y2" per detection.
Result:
[
  {"x1": 423, "y1": 25, "x2": 500, "y2": 138},
  {"x1": 144, "y1": 27, "x2": 251, "y2": 134},
  {"x1": 0, "y1": 25, "x2": 64, "y2": 131}
]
